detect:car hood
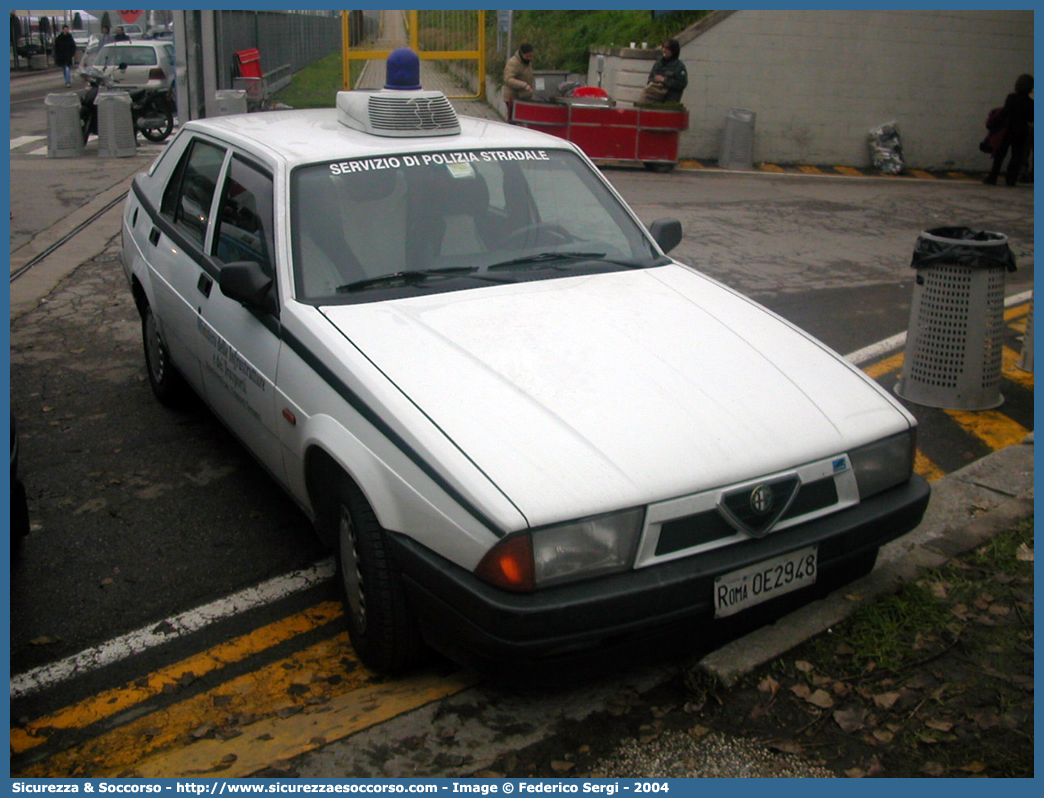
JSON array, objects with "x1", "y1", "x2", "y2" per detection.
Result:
[{"x1": 319, "y1": 265, "x2": 910, "y2": 529}]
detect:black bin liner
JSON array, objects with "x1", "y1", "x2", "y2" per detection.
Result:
[{"x1": 910, "y1": 226, "x2": 1017, "y2": 272}]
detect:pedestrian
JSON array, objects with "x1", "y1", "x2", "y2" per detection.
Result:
[
  {"x1": 984, "y1": 74, "x2": 1034, "y2": 186},
  {"x1": 54, "y1": 24, "x2": 76, "y2": 87},
  {"x1": 503, "y1": 42, "x2": 536, "y2": 117},
  {"x1": 98, "y1": 24, "x2": 111, "y2": 46},
  {"x1": 642, "y1": 39, "x2": 688, "y2": 104},
  {"x1": 114, "y1": 25, "x2": 130, "y2": 42}
]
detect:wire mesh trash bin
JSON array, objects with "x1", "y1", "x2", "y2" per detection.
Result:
[
  {"x1": 719, "y1": 108, "x2": 756, "y2": 170},
  {"x1": 96, "y1": 91, "x2": 136, "y2": 158},
  {"x1": 45, "y1": 93, "x2": 84, "y2": 158},
  {"x1": 896, "y1": 227, "x2": 1017, "y2": 410}
]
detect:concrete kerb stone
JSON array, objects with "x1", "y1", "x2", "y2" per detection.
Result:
[{"x1": 697, "y1": 435, "x2": 1035, "y2": 685}]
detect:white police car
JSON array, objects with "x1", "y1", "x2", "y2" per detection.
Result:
[{"x1": 120, "y1": 52, "x2": 929, "y2": 674}]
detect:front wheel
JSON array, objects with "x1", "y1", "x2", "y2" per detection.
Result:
[
  {"x1": 334, "y1": 476, "x2": 424, "y2": 673},
  {"x1": 138, "y1": 108, "x2": 174, "y2": 142},
  {"x1": 142, "y1": 303, "x2": 188, "y2": 406}
]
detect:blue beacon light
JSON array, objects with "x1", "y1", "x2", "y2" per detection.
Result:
[{"x1": 385, "y1": 48, "x2": 422, "y2": 90}]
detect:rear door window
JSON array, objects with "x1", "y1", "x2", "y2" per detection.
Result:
[{"x1": 160, "y1": 139, "x2": 227, "y2": 249}]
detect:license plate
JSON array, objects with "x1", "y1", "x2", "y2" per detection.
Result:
[{"x1": 714, "y1": 545, "x2": 818, "y2": 618}]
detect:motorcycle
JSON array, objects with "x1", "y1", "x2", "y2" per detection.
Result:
[{"x1": 79, "y1": 66, "x2": 176, "y2": 144}]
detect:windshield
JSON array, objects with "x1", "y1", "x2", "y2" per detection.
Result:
[
  {"x1": 96, "y1": 45, "x2": 157, "y2": 66},
  {"x1": 290, "y1": 148, "x2": 664, "y2": 303}
]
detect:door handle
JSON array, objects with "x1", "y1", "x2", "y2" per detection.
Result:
[{"x1": 149, "y1": 227, "x2": 160, "y2": 246}]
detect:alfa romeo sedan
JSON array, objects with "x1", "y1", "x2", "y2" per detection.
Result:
[{"x1": 120, "y1": 75, "x2": 929, "y2": 674}]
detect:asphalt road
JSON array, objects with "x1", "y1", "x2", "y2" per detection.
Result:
[{"x1": 8, "y1": 70, "x2": 1035, "y2": 777}]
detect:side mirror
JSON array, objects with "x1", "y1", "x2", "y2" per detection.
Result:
[
  {"x1": 218, "y1": 261, "x2": 276, "y2": 315},
  {"x1": 648, "y1": 218, "x2": 682, "y2": 254},
  {"x1": 118, "y1": 62, "x2": 128, "y2": 71}
]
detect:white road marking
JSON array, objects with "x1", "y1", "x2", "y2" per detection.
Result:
[
  {"x1": 10, "y1": 559, "x2": 336, "y2": 700},
  {"x1": 11, "y1": 135, "x2": 47, "y2": 150},
  {"x1": 844, "y1": 289, "x2": 1033, "y2": 365}
]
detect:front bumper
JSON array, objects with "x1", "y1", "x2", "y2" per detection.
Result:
[{"x1": 392, "y1": 475, "x2": 930, "y2": 672}]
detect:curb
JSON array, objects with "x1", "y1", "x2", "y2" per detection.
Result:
[{"x1": 697, "y1": 435, "x2": 1035, "y2": 685}]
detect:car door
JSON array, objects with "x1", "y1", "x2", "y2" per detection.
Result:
[
  {"x1": 197, "y1": 151, "x2": 285, "y2": 482},
  {"x1": 145, "y1": 135, "x2": 229, "y2": 395}
]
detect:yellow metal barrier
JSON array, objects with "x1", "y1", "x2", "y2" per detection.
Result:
[{"x1": 341, "y1": 9, "x2": 485, "y2": 99}]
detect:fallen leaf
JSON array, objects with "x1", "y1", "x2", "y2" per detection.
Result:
[
  {"x1": 795, "y1": 660, "x2": 814, "y2": 673},
  {"x1": 29, "y1": 636, "x2": 58, "y2": 646},
  {"x1": 959, "y1": 762, "x2": 987, "y2": 774},
  {"x1": 873, "y1": 691, "x2": 902, "y2": 710},
  {"x1": 687, "y1": 725, "x2": 711, "y2": 739},
  {"x1": 845, "y1": 767, "x2": 866, "y2": 778},
  {"x1": 190, "y1": 724, "x2": 214, "y2": 739},
  {"x1": 551, "y1": 761, "x2": 575, "y2": 774},
  {"x1": 925, "y1": 718, "x2": 953, "y2": 733},
  {"x1": 807, "y1": 689, "x2": 835, "y2": 709},
  {"x1": 845, "y1": 591, "x2": 864, "y2": 602},
  {"x1": 988, "y1": 604, "x2": 1011, "y2": 616},
  {"x1": 758, "y1": 676, "x2": 780, "y2": 695},
  {"x1": 1015, "y1": 543, "x2": 1033, "y2": 562},
  {"x1": 770, "y1": 740, "x2": 803, "y2": 755},
  {"x1": 929, "y1": 582, "x2": 948, "y2": 599},
  {"x1": 872, "y1": 729, "x2": 894, "y2": 743},
  {"x1": 790, "y1": 684, "x2": 811, "y2": 700},
  {"x1": 833, "y1": 707, "x2": 867, "y2": 733},
  {"x1": 922, "y1": 762, "x2": 946, "y2": 776}
]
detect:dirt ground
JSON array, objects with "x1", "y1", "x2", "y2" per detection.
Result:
[{"x1": 481, "y1": 520, "x2": 1034, "y2": 778}]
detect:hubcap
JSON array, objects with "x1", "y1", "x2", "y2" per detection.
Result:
[
  {"x1": 145, "y1": 311, "x2": 167, "y2": 383},
  {"x1": 339, "y1": 505, "x2": 366, "y2": 632}
]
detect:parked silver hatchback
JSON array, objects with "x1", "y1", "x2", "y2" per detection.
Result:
[{"x1": 90, "y1": 41, "x2": 174, "y2": 92}]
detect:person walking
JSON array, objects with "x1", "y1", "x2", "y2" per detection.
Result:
[
  {"x1": 113, "y1": 25, "x2": 130, "y2": 42},
  {"x1": 984, "y1": 74, "x2": 1034, "y2": 186},
  {"x1": 643, "y1": 39, "x2": 688, "y2": 103},
  {"x1": 54, "y1": 24, "x2": 77, "y2": 87},
  {"x1": 503, "y1": 42, "x2": 536, "y2": 118}
]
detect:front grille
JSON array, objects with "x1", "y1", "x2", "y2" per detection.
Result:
[
  {"x1": 656, "y1": 511, "x2": 735, "y2": 556},
  {"x1": 781, "y1": 476, "x2": 839, "y2": 521}
]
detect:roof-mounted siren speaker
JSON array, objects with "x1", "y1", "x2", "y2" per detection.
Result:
[{"x1": 336, "y1": 47, "x2": 460, "y2": 137}]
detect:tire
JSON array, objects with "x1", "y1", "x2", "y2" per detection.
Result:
[
  {"x1": 334, "y1": 475, "x2": 424, "y2": 673},
  {"x1": 142, "y1": 303, "x2": 188, "y2": 406},
  {"x1": 643, "y1": 162, "x2": 675, "y2": 173},
  {"x1": 139, "y1": 108, "x2": 174, "y2": 142}
]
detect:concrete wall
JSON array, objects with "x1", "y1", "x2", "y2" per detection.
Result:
[{"x1": 592, "y1": 10, "x2": 1033, "y2": 170}]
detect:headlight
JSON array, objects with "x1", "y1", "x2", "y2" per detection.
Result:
[
  {"x1": 475, "y1": 507, "x2": 646, "y2": 592},
  {"x1": 850, "y1": 430, "x2": 916, "y2": 499}
]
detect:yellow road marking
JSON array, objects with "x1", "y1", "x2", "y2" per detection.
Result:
[
  {"x1": 757, "y1": 163, "x2": 785, "y2": 173},
  {"x1": 834, "y1": 166, "x2": 863, "y2": 177},
  {"x1": 10, "y1": 602, "x2": 344, "y2": 755},
  {"x1": 133, "y1": 670, "x2": 479, "y2": 778},
  {"x1": 797, "y1": 165, "x2": 823, "y2": 175},
  {"x1": 1004, "y1": 303, "x2": 1029, "y2": 324},
  {"x1": 19, "y1": 633, "x2": 379, "y2": 777},
  {"x1": 863, "y1": 351, "x2": 905, "y2": 380},
  {"x1": 909, "y1": 169, "x2": 934, "y2": 180},
  {"x1": 678, "y1": 159, "x2": 706, "y2": 169},
  {"x1": 944, "y1": 409, "x2": 1030, "y2": 450},
  {"x1": 946, "y1": 171, "x2": 972, "y2": 180},
  {"x1": 915, "y1": 451, "x2": 946, "y2": 482}
]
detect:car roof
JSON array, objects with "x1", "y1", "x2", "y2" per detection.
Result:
[{"x1": 182, "y1": 106, "x2": 577, "y2": 171}]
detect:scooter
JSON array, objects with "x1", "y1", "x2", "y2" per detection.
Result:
[{"x1": 79, "y1": 67, "x2": 176, "y2": 144}]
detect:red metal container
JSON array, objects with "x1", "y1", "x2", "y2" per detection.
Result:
[{"x1": 510, "y1": 99, "x2": 688, "y2": 172}]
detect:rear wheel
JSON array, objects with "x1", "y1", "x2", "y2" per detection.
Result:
[
  {"x1": 138, "y1": 108, "x2": 174, "y2": 142},
  {"x1": 334, "y1": 476, "x2": 424, "y2": 673},
  {"x1": 142, "y1": 303, "x2": 187, "y2": 406}
]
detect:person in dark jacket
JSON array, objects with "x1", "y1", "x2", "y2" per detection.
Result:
[
  {"x1": 54, "y1": 24, "x2": 77, "y2": 87},
  {"x1": 984, "y1": 73, "x2": 1033, "y2": 186},
  {"x1": 114, "y1": 25, "x2": 130, "y2": 41},
  {"x1": 645, "y1": 38, "x2": 688, "y2": 103}
]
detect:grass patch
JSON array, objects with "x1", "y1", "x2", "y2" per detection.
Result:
[{"x1": 274, "y1": 52, "x2": 363, "y2": 109}]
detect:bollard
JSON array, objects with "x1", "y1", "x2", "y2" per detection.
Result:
[
  {"x1": 719, "y1": 109, "x2": 756, "y2": 170},
  {"x1": 896, "y1": 227, "x2": 1016, "y2": 410},
  {"x1": 45, "y1": 93, "x2": 84, "y2": 158},
  {"x1": 1017, "y1": 294, "x2": 1033, "y2": 373},
  {"x1": 95, "y1": 91, "x2": 137, "y2": 157}
]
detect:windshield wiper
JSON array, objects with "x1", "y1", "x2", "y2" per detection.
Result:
[
  {"x1": 487, "y1": 251, "x2": 624, "y2": 271},
  {"x1": 337, "y1": 266, "x2": 478, "y2": 293}
]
